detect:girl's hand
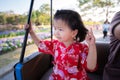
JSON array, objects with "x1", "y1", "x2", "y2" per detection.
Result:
[
  {"x1": 24, "y1": 22, "x2": 33, "y2": 33},
  {"x1": 85, "y1": 28, "x2": 96, "y2": 46}
]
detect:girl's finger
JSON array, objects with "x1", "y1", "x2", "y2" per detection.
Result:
[
  {"x1": 90, "y1": 28, "x2": 93, "y2": 34},
  {"x1": 87, "y1": 31, "x2": 92, "y2": 37},
  {"x1": 29, "y1": 21, "x2": 31, "y2": 26},
  {"x1": 24, "y1": 24, "x2": 29, "y2": 30},
  {"x1": 89, "y1": 28, "x2": 95, "y2": 37},
  {"x1": 86, "y1": 34, "x2": 90, "y2": 40}
]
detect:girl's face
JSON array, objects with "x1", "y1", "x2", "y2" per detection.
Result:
[{"x1": 53, "y1": 19, "x2": 78, "y2": 43}]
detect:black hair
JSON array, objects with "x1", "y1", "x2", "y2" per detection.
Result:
[{"x1": 54, "y1": 10, "x2": 88, "y2": 42}]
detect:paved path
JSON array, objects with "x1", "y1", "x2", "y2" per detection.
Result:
[
  {"x1": 93, "y1": 30, "x2": 110, "y2": 43},
  {"x1": 0, "y1": 30, "x2": 110, "y2": 80},
  {"x1": 0, "y1": 71, "x2": 14, "y2": 80}
]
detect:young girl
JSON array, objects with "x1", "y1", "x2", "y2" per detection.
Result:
[{"x1": 26, "y1": 10, "x2": 97, "y2": 80}]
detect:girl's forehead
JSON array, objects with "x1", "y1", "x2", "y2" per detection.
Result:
[
  {"x1": 54, "y1": 19, "x2": 65, "y2": 24},
  {"x1": 53, "y1": 19, "x2": 68, "y2": 27}
]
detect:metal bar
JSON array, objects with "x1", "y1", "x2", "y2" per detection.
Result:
[
  {"x1": 50, "y1": 0, "x2": 53, "y2": 40},
  {"x1": 49, "y1": 0, "x2": 54, "y2": 67},
  {"x1": 20, "y1": 0, "x2": 34, "y2": 63}
]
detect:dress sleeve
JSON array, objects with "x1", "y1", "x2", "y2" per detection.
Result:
[
  {"x1": 38, "y1": 40, "x2": 55, "y2": 56},
  {"x1": 80, "y1": 43, "x2": 97, "y2": 72},
  {"x1": 80, "y1": 44, "x2": 88, "y2": 70}
]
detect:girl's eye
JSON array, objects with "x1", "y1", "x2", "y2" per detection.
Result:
[
  {"x1": 54, "y1": 27, "x2": 56, "y2": 30},
  {"x1": 59, "y1": 28, "x2": 63, "y2": 31}
]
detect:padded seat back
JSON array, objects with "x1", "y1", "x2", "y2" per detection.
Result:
[{"x1": 94, "y1": 42, "x2": 110, "y2": 74}]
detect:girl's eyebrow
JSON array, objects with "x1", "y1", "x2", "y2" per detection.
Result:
[
  {"x1": 54, "y1": 26, "x2": 62, "y2": 28},
  {"x1": 58, "y1": 27, "x2": 62, "y2": 28}
]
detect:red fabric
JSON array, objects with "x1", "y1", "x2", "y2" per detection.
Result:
[{"x1": 38, "y1": 40, "x2": 96, "y2": 80}]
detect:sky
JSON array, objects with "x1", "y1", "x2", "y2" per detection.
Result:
[
  {"x1": 0, "y1": 0, "x2": 79, "y2": 14},
  {"x1": 0, "y1": 0, "x2": 119, "y2": 22}
]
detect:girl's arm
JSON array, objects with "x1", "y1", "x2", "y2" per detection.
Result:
[
  {"x1": 85, "y1": 28, "x2": 97, "y2": 71},
  {"x1": 25, "y1": 22, "x2": 40, "y2": 47},
  {"x1": 26, "y1": 22, "x2": 54, "y2": 55}
]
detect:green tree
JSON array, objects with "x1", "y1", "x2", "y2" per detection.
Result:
[
  {"x1": 0, "y1": 14, "x2": 6, "y2": 24},
  {"x1": 38, "y1": 4, "x2": 50, "y2": 25},
  {"x1": 93, "y1": 0, "x2": 113, "y2": 21},
  {"x1": 31, "y1": 10, "x2": 37, "y2": 23},
  {"x1": 32, "y1": 4, "x2": 50, "y2": 25},
  {"x1": 77, "y1": 0, "x2": 93, "y2": 12},
  {"x1": 39, "y1": 4, "x2": 50, "y2": 14},
  {"x1": 77, "y1": 0, "x2": 114, "y2": 21},
  {"x1": 38, "y1": 14, "x2": 50, "y2": 25},
  {"x1": 77, "y1": 0, "x2": 91, "y2": 6},
  {"x1": 6, "y1": 15, "x2": 15, "y2": 24},
  {"x1": 17, "y1": 15, "x2": 27, "y2": 24}
]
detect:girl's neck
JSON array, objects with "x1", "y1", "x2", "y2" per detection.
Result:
[{"x1": 63, "y1": 40, "x2": 75, "y2": 47}]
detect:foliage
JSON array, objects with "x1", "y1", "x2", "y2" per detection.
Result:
[
  {"x1": 0, "y1": 39, "x2": 23, "y2": 53},
  {"x1": 31, "y1": 4, "x2": 51, "y2": 25},
  {"x1": 77, "y1": 0, "x2": 91, "y2": 6},
  {"x1": 77, "y1": 0, "x2": 116, "y2": 21},
  {"x1": 0, "y1": 32, "x2": 50, "y2": 54},
  {"x1": 93, "y1": 0, "x2": 113, "y2": 7},
  {"x1": 39, "y1": 4, "x2": 50, "y2": 14},
  {"x1": 0, "y1": 12, "x2": 26, "y2": 25},
  {"x1": 0, "y1": 13, "x2": 6, "y2": 24},
  {"x1": 0, "y1": 26, "x2": 50, "y2": 39},
  {"x1": 0, "y1": 3, "x2": 50, "y2": 26},
  {"x1": 0, "y1": 30, "x2": 25, "y2": 38},
  {"x1": 77, "y1": 0, "x2": 114, "y2": 7}
]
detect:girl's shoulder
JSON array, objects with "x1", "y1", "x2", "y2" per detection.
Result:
[
  {"x1": 75, "y1": 42, "x2": 88, "y2": 49},
  {"x1": 78, "y1": 42, "x2": 88, "y2": 54},
  {"x1": 41, "y1": 39, "x2": 59, "y2": 45},
  {"x1": 44, "y1": 39, "x2": 58, "y2": 43},
  {"x1": 52, "y1": 39, "x2": 59, "y2": 43},
  {"x1": 77, "y1": 41, "x2": 88, "y2": 46}
]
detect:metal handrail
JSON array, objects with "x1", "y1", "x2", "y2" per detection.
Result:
[
  {"x1": 50, "y1": 0, "x2": 53, "y2": 40},
  {"x1": 20, "y1": 0, "x2": 34, "y2": 63},
  {"x1": 19, "y1": 0, "x2": 53, "y2": 63}
]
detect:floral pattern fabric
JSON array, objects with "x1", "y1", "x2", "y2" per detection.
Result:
[{"x1": 38, "y1": 40, "x2": 93, "y2": 80}]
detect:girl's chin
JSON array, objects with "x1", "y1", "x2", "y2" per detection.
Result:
[
  {"x1": 57, "y1": 39, "x2": 63, "y2": 42},
  {"x1": 57, "y1": 39, "x2": 62, "y2": 42},
  {"x1": 56, "y1": 37, "x2": 61, "y2": 41}
]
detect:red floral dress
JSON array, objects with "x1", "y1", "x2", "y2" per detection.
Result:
[{"x1": 38, "y1": 40, "x2": 95, "y2": 80}]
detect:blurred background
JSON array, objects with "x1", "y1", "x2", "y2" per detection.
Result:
[{"x1": 0, "y1": 0, "x2": 120, "y2": 80}]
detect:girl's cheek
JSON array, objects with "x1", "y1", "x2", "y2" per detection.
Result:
[
  {"x1": 54, "y1": 29, "x2": 59, "y2": 35},
  {"x1": 53, "y1": 29, "x2": 56, "y2": 35},
  {"x1": 60, "y1": 32, "x2": 64, "y2": 37}
]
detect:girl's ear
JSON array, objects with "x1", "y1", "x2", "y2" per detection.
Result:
[{"x1": 72, "y1": 29, "x2": 78, "y2": 38}]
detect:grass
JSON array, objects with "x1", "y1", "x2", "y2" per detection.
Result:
[{"x1": 0, "y1": 44, "x2": 38, "y2": 68}]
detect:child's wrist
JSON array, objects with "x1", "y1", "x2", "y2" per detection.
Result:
[
  {"x1": 88, "y1": 42, "x2": 96, "y2": 47},
  {"x1": 29, "y1": 29, "x2": 34, "y2": 34}
]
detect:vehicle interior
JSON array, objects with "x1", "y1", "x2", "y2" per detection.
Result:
[
  {"x1": 14, "y1": 0, "x2": 111, "y2": 80},
  {"x1": 15, "y1": 41, "x2": 110, "y2": 80}
]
